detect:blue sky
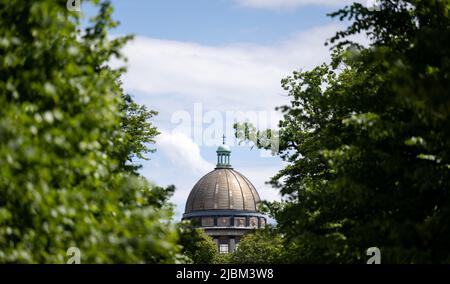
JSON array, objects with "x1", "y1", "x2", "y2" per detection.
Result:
[
  {"x1": 98, "y1": 0, "x2": 336, "y2": 45},
  {"x1": 83, "y1": 0, "x2": 367, "y2": 219}
]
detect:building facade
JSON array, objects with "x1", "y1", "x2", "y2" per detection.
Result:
[{"x1": 183, "y1": 142, "x2": 266, "y2": 253}]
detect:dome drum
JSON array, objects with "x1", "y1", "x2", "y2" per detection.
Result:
[{"x1": 183, "y1": 211, "x2": 266, "y2": 230}]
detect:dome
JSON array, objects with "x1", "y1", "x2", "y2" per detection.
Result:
[
  {"x1": 217, "y1": 144, "x2": 231, "y2": 152},
  {"x1": 184, "y1": 168, "x2": 261, "y2": 213},
  {"x1": 182, "y1": 140, "x2": 266, "y2": 253}
]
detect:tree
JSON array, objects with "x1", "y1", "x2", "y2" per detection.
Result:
[
  {"x1": 236, "y1": 0, "x2": 450, "y2": 263},
  {"x1": 230, "y1": 227, "x2": 284, "y2": 264},
  {"x1": 178, "y1": 221, "x2": 219, "y2": 264},
  {"x1": 115, "y1": 93, "x2": 160, "y2": 174},
  {"x1": 0, "y1": 0, "x2": 181, "y2": 263}
]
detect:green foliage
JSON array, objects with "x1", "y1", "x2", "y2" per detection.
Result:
[
  {"x1": 0, "y1": 0, "x2": 181, "y2": 263},
  {"x1": 213, "y1": 252, "x2": 232, "y2": 264},
  {"x1": 178, "y1": 221, "x2": 219, "y2": 264},
  {"x1": 230, "y1": 227, "x2": 284, "y2": 264},
  {"x1": 115, "y1": 93, "x2": 160, "y2": 174},
  {"x1": 237, "y1": 0, "x2": 450, "y2": 263}
]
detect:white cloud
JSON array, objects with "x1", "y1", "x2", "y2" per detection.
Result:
[
  {"x1": 122, "y1": 23, "x2": 369, "y2": 220},
  {"x1": 120, "y1": 23, "x2": 346, "y2": 113},
  {"x1": 235, "y1": 0, "x2": 358, "y2": 9},
  {"x1": 156, "y1": 130, "x2": 214, "y2": 175}
]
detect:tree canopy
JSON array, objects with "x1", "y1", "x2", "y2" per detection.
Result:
[
  {"x1": 178, "y1": 221, "x2": 220, "y2": 264},
  {"x1": 236, "y1": 0, "x2": 450, "y2": 263},
  {"x1": 230, "y1": 227, "x2": 284, "y2": 264},
  {"x1": 0, "y1": 0, "x2": 180, "y2": 263}
]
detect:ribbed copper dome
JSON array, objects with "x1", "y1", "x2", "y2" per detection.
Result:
[{"x1": 185, "y1": 168, "x2": 261, "y2": 213}]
